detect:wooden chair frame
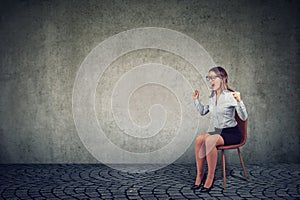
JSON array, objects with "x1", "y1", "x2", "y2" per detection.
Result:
[{"x1": 217, "y1": 112, "x2": 248, "y2": 189}]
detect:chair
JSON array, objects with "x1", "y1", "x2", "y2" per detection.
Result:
[{"x1": 217, "y1": 112, "x2": 248, "y2": 189}]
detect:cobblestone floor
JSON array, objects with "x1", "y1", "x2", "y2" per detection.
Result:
[{"x1": 0, "y1": 163, "x2": 299, "y2": 199}]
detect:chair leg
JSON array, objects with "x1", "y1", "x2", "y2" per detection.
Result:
[
  {"x1": 237, "y1": 148, "x2": 247, "y2": 180},
  {"x1": 221, "y1": 149, "x2": 226, "y2": 190}
]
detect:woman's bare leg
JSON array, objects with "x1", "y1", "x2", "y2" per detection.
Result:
[
  {"x1": 203, "y1": 135, "x2": 224, "y2": 188},
  {"x1": 194, "y1": 133, "x2": 209, "y2": 185}
]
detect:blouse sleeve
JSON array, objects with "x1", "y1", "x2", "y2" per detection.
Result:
[
  {"x1": 236, "y1": 100, "x2": 248, "y2": 121},
  {"x1": 194, "y1": 98, "x2": 209, "y2": 116},
  {"x1": 227, "y1": 92, "x2": 248, "y2": 121}
]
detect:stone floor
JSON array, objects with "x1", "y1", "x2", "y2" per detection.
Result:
[{"x1": 0, "y1": 163, "x2": 299, "y2": 199}]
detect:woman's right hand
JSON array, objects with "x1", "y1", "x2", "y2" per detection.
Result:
[{"x1": 193, "y1": 90, "x2": 199, "y2": 100}]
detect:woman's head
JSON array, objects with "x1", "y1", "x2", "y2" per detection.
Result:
[{"x1": 206, "y1": 66, "x2": 233, "y2": 92}]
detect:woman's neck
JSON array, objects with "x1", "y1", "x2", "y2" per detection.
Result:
[{"x1": 215, "y1": 88, "x2": 223, "y2": 96}]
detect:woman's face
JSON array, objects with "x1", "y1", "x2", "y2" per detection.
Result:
[{"x1": 207, "y1": 71, "x2": 222, "y2": 91}]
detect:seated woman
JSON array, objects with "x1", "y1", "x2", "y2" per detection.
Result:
[{"x1": 191, "y1": 66, "x2": 248, "y2": 192}]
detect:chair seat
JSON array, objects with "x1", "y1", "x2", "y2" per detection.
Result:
[
  {"x1": 217, "y1": 143, "x2": 243, "y2": 150},
  {"x1": 217, "y1": 139, "x2": 246, "y2": 150}
]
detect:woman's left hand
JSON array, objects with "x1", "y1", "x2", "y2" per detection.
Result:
[{"x1": 232, "y1": 92, "x2": 241, "y2": 102}]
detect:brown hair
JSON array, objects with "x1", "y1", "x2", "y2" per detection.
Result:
[{"x1": 209, "y1": 66, "x2": 234, "y2": 97}]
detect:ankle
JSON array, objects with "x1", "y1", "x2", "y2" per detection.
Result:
[
  {"x1": 195, "y1": 174, "x2": 204, "y2": 185},
  {"x1": 204, "y1": 175, "x2": 214, "y2": 188}
]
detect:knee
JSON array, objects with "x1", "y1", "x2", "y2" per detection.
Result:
[
  {"x1": 195, "y1": 134, "x2": 206, "y2": 145},
  {"x1": 205, "y1": 136, "x2": 218, "y2": 147}
]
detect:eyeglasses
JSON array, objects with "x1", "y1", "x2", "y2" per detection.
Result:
[{"x1": 206, "y1": 75, "x2": 221, "y2": 81}]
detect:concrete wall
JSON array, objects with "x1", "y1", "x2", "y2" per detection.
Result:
[{"x1": 0, "y1": 0, "x2": 299, "y2": 165}]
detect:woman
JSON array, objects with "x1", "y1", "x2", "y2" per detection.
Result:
[{"x1": 191, "y1": 66, "x2": 248, "y2": 192}]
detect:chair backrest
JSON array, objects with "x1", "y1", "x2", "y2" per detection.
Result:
[{"x1": 235, "y1": 111, "x2": 247, "y2": 146}]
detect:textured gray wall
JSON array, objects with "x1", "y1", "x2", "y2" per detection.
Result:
[{"x1": 0, "y1": 0, "x2": 299, "y2": 165}]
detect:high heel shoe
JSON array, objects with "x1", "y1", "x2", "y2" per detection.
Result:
[
  {"x1": 200, "y1": 179, "x2": 214, "y2": 193},
  {"x1": 191, "y1": 175, "x2": 206, "y2": 190},
  {"x1": 191, "y1": 184, "x2": 201, "y2": 190},
  {"x1": 200, "y1": 186, "x2": 212, "y2": 193}
]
